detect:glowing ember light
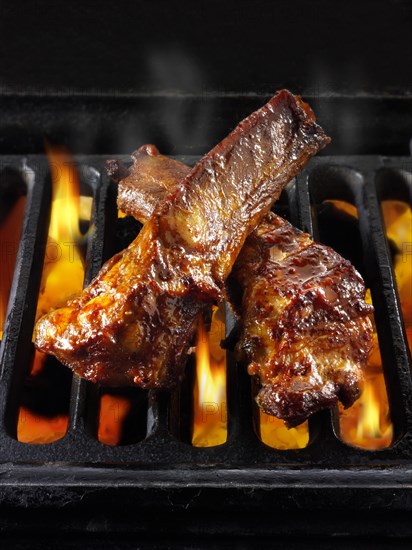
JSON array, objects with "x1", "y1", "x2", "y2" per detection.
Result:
[
  {"x1": 17, "y1": 144, "x2": 89, "y2": 444},
  {"x1": 381, "y1": 200, "x2": 412, "y2": 351},
  {"x1": 0, "y1": 196, "x2": 26, "y2": 340},
  {"x1": 98, "y1": 394, "x2": 133, "y2": 446},
  {"x1": 192, "y1": 305, "x2": 227, "y2": 447},
  {"x1": 327, "y1": 200, "x2": 393, "y2": 450},
  {"x1": 259, "y1": 412, "x2": 309, "y2": 450}
]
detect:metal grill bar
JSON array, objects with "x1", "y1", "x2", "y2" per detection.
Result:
[{"x1": 0, "y1": 155, "x2": 411, "y2": 475}]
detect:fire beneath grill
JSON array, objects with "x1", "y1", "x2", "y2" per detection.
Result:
[
  {"x1": 192, "y1": 305, "x2": 227, "y2": 447},
  {"x1": 17, "y1": 146, "x2": 88, "y2": 443},
  {"x1": 327, "y1": 197, "x2": 411, "y2": 450},
  {"x1": 0, "y1": 154, "x2": 411, "y2": 459},
  {"x1": 323, "y1": 200, "x2": 393, "y2": 450}
]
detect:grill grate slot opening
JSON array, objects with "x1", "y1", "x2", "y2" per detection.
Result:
[
  {"x1": 92, "y1": 386, "x2": 148, "y2": 446},
  {"x1": 168, "y1": 361, "x2": 194, "y2": 444},
  {"x1": 308, "y1": 164, "x2": 396, "y2": 449},
  {"x1": 17, "y1": 350, "x2": 72, "y2": 443},
  {"x1": 375, "y1": 167, "x2": 412, "y2": 356},
  {"x1": 1, "y1": 158, "x2": 51, "y2": 440},
  {"x1": 10, "y1": 154, "x2": 94, "y2": 444}
]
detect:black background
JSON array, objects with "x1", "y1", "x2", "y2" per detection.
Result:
[{"x1": 0, "y1": 0, "x2": 411, "y2": 154}]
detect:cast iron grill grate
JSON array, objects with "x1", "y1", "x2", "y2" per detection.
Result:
[{"x1": 0, "y1": 154, "x2": 412, "y2": 514}]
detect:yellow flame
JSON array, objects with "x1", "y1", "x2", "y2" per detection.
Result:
[
  {"x1": 47, "y1": 146, "x2": 82, "y2": 244},
  {"x1": 80, "y1": 195, "x2": 93, "y2": 223},
  {"x1": 381, "y1": 200, "x2": 412, "y2": 351},
  {"x1": 192, "y1": 305, "x2": 227, "y2": 447},
  {"x1": 356, "y1": 379, "x2": 392, "y2": 442},
  {"x1": 35, "y1": 145, "x2": 86, "y2": 321}
]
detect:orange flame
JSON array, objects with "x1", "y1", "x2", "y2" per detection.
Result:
[
  {"x1": 17, "y1": 407, "x2": 68, "y2": 444},
  {"x1": 0, "y1": 197, "x2": 26, "y2": 340},
  {"x1": 98, "y1": 394, "x2": 133, "y2": 446},
  {"x1": 327, "y1": 200, "x2": 393, "y2": 449},
  {"x1": 192, "y1": 305, "x2": 227, "y2": 447}
]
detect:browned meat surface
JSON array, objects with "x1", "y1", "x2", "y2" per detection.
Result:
[
  {"x1": 109, "y1": 144, "x2": 191, "y2": 223},
  {"x1": 34, "y1": 90, "x2": 330, "y2": 389},
  {"x1": 111, "y1": 146, "x2": 373, "y2": 425},
  {"x1": 232, "y1": 214, "x2": 374, "y2": 426}
]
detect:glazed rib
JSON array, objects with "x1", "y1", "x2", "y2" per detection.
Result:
[
  {"x1": 34, "y1": 90, "x2": 330, "y2": 389},
  {"x1": 231, "y1": 214, "x2": 373, "y2": 426},
  {"x1": 108, "y1": 144, "x2": 191, "y2": 223},
  {"x1": 111, "y1": 146, "x2": 373, "y2": 425}
]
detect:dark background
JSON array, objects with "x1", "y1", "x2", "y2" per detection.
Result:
[{"x1": 0, "y1": 0, "x2": 411, "y2": 155}]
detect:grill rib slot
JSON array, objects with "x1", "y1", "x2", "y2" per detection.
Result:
[
  {"x1": 0, "y1": 158, "x2": 51, "y2": 439},
  {"x1": 368, "y1": 163, "x2": 412, "y2": 439}
]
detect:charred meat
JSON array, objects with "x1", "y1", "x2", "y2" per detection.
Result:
[
  {"x1": 231, "y1": 214, "x2": 373, "y2": 426},
  {"x1": 109, "y1": 144, "x2": 191, "y2": 223},
  {"x1": 34, "y1": 90, "x2": 330, "y2": 389},
  {"x1": 112, "y1": 146, "x2": 373, "y2": 425}
]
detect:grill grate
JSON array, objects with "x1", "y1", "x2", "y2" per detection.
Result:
[{"x1": 1, "y1": 155, "x2": 412, "y2": 525}]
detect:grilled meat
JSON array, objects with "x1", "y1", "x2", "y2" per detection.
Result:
[
  {"x1": 232, "y1": 213, "x2": 374, "y2": 426},
  {"x1": 109, "y1": 144, "x2": 191, "y2": 223},
  {"x1": 111, "y1": 146, "x2": 373, "y2": 425},
  {"x1": 34, "y1": 90, "x2": 330, "y2": 389}
]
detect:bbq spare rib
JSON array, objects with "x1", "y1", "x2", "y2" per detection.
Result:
[
  {"x1": 107, "y1": 144, "x2": 191, "y2": 223},
  {"x1": 110, "y1": 142, "x2": 373, "y2": 425},
  {"x1": 34, "y1": 90, "x2": 330, "y2": 389},
  {"x1": 232, "y1": 214, "x2": 374, "y2": 426}
]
